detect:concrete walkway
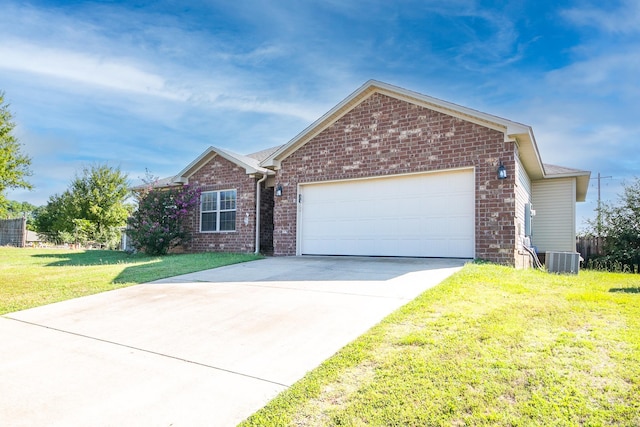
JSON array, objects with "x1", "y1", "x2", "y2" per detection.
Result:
[{"x1": 0, "y1": 256, "x2": 464, "y2": 426}]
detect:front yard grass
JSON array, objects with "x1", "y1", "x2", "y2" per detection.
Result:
[
  {"x1": 0, "y1": 247, "x2": 262, "y2": 315},
  {"x1": 241, "y1": 264, "x2": 640, "y2": 426}
]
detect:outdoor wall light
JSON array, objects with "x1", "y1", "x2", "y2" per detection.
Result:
[
  {"x1": 275, "y1": 184, "x2": 283, "y2": 197},
  {"x1": 497, "y1": 161, "x2": 507, "y2": 180}
]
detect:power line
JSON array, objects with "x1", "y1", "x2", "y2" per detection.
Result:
[{"x1": 591, "y1": 172, "x2": 612, "y2": 236}]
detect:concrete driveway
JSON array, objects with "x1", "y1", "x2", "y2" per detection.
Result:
[{"x1": 1, "y1": 256, "x2": 464, "y2": 426}]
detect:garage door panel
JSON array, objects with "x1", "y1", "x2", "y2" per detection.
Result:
[
  {"x1": 300, "y1": 170, "x2": 474, "y2": 258},
  {"x1": 452, "y1": 218, "x2": 475, "y2": 236}
]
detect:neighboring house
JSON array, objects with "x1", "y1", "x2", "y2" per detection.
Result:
[
  {"x1": 152, "y1": 80, "x2": 590, "y2": 267},
  {"x1": 25, "y1": 230, "x2": 42, "y2": 247}
]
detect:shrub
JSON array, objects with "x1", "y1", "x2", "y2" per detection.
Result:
[{"x1": 127, "y1": 184, "x2": 201, "y2": 255}]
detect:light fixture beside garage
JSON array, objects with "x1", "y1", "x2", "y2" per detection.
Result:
[
  {"x1": 275, "y1": 184, "x2": 283, "y2": 197},
  {"x1": 497, "y1": 161, "x2": 507, "y2": 180}
]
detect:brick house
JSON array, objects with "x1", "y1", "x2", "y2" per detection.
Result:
[{"x1": 159, "y1": 80, "x2": 590, "y2": 267}]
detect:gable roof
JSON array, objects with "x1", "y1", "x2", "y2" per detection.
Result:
[
  {"x1": 130, "y1": 175, "x2": 183, "y2": 191},
  {"x1": 260, "y1": 79, "x2": 588, "y2": 201},
  {"x1": 175, "y1": 146, "x2": 274, "y2": 183},
  {"x1": 543, "y1": 164, "x2": 591, "y2": 202},
  {"x1": 261, "y1": 79, "x2": 534, "y2": 167},
  {"x1": 246, "y1": 145, "x2": 284, "y2": 162}
]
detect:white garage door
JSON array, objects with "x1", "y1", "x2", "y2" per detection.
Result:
[{"x1": 298, "y1": 169, "x2": 475, "y2": 257}]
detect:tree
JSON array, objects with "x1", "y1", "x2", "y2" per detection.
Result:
[
  {"x1": 69, "y1": 164, "x2": 131, "y2": 244},
  {"x1": 586, "y1": 177, "x2": 640, "y2": 271},
  {"x1": 0, "y1": 199, "x2": 39, "y2": 231},
  {"x1": 34, "y1": 191, "x2": 73, "y2": 243},
  {"x1": 0, "y1": 199, "x2": 37, "y2": 219},
  {"x1": 0, "y1": 91, "x2": 32, "y2": 211},
  {"x1": 127, "y1": 184, "x2": 201, "y2": 255},
  {"x1": 34, "y1": 164, "x2": 131, "y2": 248}
]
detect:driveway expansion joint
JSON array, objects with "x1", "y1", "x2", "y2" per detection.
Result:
[{"x1": 4, "y1": 316, "x2": 290, "y2": 388}]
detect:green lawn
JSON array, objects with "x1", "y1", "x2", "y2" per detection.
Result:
[
  {"x1": 241, "y1": 264, "x2": 640, "y2": 426},
  {"x1": 0, "y1": 247, "x2": 262, "y2": 315}
]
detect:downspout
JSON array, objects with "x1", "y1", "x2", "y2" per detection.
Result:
[{"x1": 254, "y1": 173, "x2": 268, "y2": 254}]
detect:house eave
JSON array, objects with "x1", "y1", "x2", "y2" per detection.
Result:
[
  {"x1": 177, "y1": 146, "x2": 275, "y2": 182},
  {"x1": 130, "y1": 176, "x2": 184, "y2": 191},
  {"x1": 261, "y1": 80, "x2": 541, "y2": 168},
  {"x1": 542, "y1": 170, "x2": 591, "y2": 202},
  {"x1": 514, "y1": 128, "x2": 591, "y2": 202},
  {"x1": 512, "y1": 129, "x2": 545, "y2": 180}
]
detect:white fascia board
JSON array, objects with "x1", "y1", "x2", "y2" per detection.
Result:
[
  {"x1": 511, "y1": 126, "x2": 546, "y2": 180},
  {"x1": 261, "y1": 79, "x2": 540, "y2": 167},
  {"x1": 261, "y1": 82, "x2": 375, "y2": 167},
  {"x1": 176, "y1": 146, "x2": 274, "y2": 183},
  {"x1": 213, "y1": 146, "x2": 275, "y2": 176},
  {"x1": 372, "y1": 80, "x2": 523, "y2": 135},
  {"x1": 175, "y1": 146, "x2": 217, "y2": 181},
  {"x1": 541, "y1": 170, "x2": 591, "y2": 202}
]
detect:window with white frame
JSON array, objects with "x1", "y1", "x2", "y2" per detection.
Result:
[{"x1": 200, "y1": 190, "x2": 237, "y2": 232}]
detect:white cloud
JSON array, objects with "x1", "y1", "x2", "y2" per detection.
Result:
[
  {"x1": 546, "y1": 51, "x2": 640, "y2": 97},
  {"x1": 535, "y1": 122, "x2": 630, "y2": 168},
  {"x1": 0, "y1": 38, "x2": 331, "y2": 125},
  {"x1": 0, "y1": 2, "x2": 334, "y2": 122},
  {"x1": 0, "y1": 41, "x2": 188, "y2": 101},
  {"x1": 215, "y1": 44, "x2": 288, "y2": 63},
  {"x1": 562, "y1": 0, "x2": 640, "y2": 34}
]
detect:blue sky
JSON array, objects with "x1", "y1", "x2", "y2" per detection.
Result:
[{"x1": 1, "y1": 0, "x2": 638, "y2": 229}]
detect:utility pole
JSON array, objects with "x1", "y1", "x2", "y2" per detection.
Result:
[{"x1": 594, "y1": 172, "x2": 612, "y2": 236}]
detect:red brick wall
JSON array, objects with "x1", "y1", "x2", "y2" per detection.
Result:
[
  {"x1": 273, "y1": 92, "x2": 516, "y2": 264},
  {"x1": 184, "y1": 155, "x2": 256, "y2": 253}
]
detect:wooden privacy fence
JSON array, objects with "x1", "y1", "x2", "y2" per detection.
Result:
[
  {"x1": 576, "y1": 236, "x2": 605, "y2": 261},
  {"x1": 0, "y1": 217, "x2": 27, "y2": 247}
]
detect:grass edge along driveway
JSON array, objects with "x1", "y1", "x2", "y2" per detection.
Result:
[
  {"x1": 241, "y1": 264, "x2": 640, "y2": 427},
  {"x1": 0, "y1": 247, "x2": 262, "y2": 315}
]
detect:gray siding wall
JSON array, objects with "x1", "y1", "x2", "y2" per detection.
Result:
[{"x1": 531, "y1": 178, "x2": 577, "y2": 252}]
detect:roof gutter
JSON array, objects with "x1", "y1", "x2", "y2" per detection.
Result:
[{"x1": 254, "y1": 173, "x2": 268, "y2": 254}]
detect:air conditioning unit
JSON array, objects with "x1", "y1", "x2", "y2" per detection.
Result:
[{"x1": 546, "y1": 251, "x2": 581, "y2": 274}]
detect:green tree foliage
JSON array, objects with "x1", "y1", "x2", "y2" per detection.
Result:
[
  {"x1": 0, "y1": 92, "x2": 32, "y2": 210},
  {"x1": 127, "y1": 184, "x2": 201, "y2": 255},
  {"x1": 33, "y1": 192, "x2": 73, "y2": 243},
  {"x1": 0, "y1": 199, "x2": 40, "y2": 231},
  {"x1": 0, "y1": 200, "x2": 37, "y2": 219},
  {"x1": 34, "y1": 164, "x2": 131, "y2": 248},
  {"x1": 587, "y1": 177, "x2": 640, "y2": 272}
]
